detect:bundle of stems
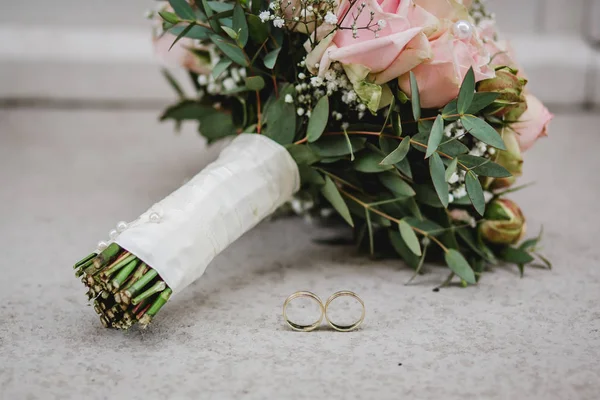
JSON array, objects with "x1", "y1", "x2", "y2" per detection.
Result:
[{"x1": 73, "y1": 243, "x2": 172, "y2": 329}]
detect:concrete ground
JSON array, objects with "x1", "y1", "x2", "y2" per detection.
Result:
[{"x1": 0, "y1": 108, "x2": 599, "y2": 400}]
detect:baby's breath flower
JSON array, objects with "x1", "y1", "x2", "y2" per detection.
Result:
[
  {"x1": 259, "y1": 11, "x2": 271, "y2": 22},
  {"x1": 273, "y1": 17, "x2": 285, "y2": 28},
  {"x1": 324, "y1": 11, "x2": 338, "y2": 25},
  {"x1": 297, "y1": 107, "x2": 305, "y2": 116},
  {"x1": 284, "y1": 94, "x2": 294, "y2": 104}
]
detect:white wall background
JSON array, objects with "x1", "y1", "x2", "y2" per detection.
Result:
[{"x1": 1, "y1": 0, "x2": 599, "y2": 107}]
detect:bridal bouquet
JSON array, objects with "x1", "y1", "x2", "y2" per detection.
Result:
[{"x1": 73, "y1": 0, "x2": 553, "y2": 329}]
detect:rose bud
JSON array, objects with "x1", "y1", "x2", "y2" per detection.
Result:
[
  {"x1": 480, "y1": 199, "x2": 526, "y2": 245},
  {"x1": 487, "y1": 129, "x2": 523, "y2": 190},
  {"x1": 477, "y1": 67, "x2": 527, "y2": 121}
]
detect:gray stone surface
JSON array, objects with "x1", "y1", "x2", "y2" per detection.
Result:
[{"x1": 1, "y1": 109, "x2": 599, "y2": 400}]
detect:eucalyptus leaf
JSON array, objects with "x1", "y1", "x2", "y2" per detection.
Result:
[
  {"x1": 263, "y1": 47, "x2": 281, "y2": 69},
  {"x1": 412, "y1": 131, "x2": 469, "y2": 157},
  {"x1": 465, "y1": 171, "x2": 485, "y2": 215},
  {"x1": 354, "y1": 152, "x2": 393, "y2": 173},
  {"x1": 399, "y1": 219, "x2": 422, "y2": 256},
  {"x1": 457, "y1": 155, "x2": 511, "y2": 178},
  {"x1": 168, "y1": 0, "x2": 195, "y2": 20},
  {"x1": 444, "y1": 249, "x2": 476, "y2": 284},
  {"x1": 169, "y1": 23, "x2": 196, "y2": 50},
  {"x1": 199, "y1": 111, "x2": 236, "y2": 142},
  {"x1": 425, "y1": 115, "x2": 444, "y2": 158},
  {"x1": 245, "y1": 76, "x2": 265, "y2": 91},
  {"x1": 389, "y1": 230, "x2": 420, "y2": 269},
  {"x1": 211, "y1": 58, "x2": 233, "y2": 79},
  {"x1": 160, "y1": 100, "x2": 213, "y2": 121},
  {"x1": 307, "y1": 96, "x2": 329, "y2": 142},
  {"x1": 500, "y1": 247, "x2": 535, "y2": 264},
  {"x1": 378, "y1": 172, "x2": 415, "y2": 197},
  {"x1": 308, "y1": 136, "x2": 366, "y2": 157},
  {"x1": 207, "y1": 1, "x2": 234, "y2": 12},
  {"x1": 445, "y1": 158, "x2": 458, "y2": 182},
  {"x1": 169, "y1": 24, "x2": 211, "y2": 39},
  {"x1": 414, "y1": 184, "x2": 444, "y2": 208},
  {"x1": 381, "y1": 136, "x2": 411, "y2": 165},
  {"x1": 287, "y1": 145, "x2": 320, "y2": 165},
  {"x1": 457, "y1": 67, "x2": 475, "y2": 114},
  {"x1": 460, "y1": 115, "x2": 506, "y2": 150},
  {"x1": 220, "y1": 25, "x2": 238, "y2": 40},
  {"x1": 210, "y1": 35, "x2": 248, "y2": 66},
  {"x1": 161, "y1": 69, "x2": 185, "y2": 99},
  {"x1": 232, "y1": 3, "x2": 248, "y2": 46},
  {"x1": 264, "y1": 95, "x2": 296, "y2": 145},
  {"x1": 321, "y1": 176, "x2": 354, "y2": 227},
  {"x1": 409, "y1": 71, "x2": 420, "y2": 121},
  {"x1": 159, "y1": 11, "x2": 180, "y2": 24},
  {"x1": 247, "y1": 14, "x2": 269, "y2": 44},
  {"x1": 429, "y1": 153, "x2": 449, "y2": 208},
  {"x1": 404, "y1": 217, "x2": 444, "y2": 236}
]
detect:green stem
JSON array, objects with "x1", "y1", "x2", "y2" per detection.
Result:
[
  {"x1": 139, "y1": 288, "x2": 173, "y2": 326},
  {"x1": 131, "y1": 281, "x2": 167, "y2": 306},
  {"x1": 111, "y1": 259, "x2": 139, "y2": 289},
  {"x1": 73, "y1": 253, "x2": 96, "y2": 270},
  {"x1": 124, "y1": 270, "x2": 158, "y2": 299},
  {"x1": 101, "y1": 254, "x2": 137, "y2": 280},
  {"x1": 92, "y1": 243, "x2": 120, "y2": 271},
  {"x1": 122, "y1": 263, "x2": 149, "y2": 291}
]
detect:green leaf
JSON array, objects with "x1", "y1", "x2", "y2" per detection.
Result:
[
  {"x1": 414, "y1": 184, "x2": 444, "y2": 208},
  {"x1": 169, "y1": 23, "x2": 196, "y2": 50},
  {"x1": 455, "y1": 228, "x2": 496, "y2": 263},
  {"x1": 457, "y1": 155, "x2": 511, "y2": 178},
  {"x1": 169, "y1": 0, "x2": 196, "y2": 20},
  {"x1": 425, "y1": 115, "x2": 444, "y2": 158},
  {"x1": 460, "y1": 115, "x2": 506, "y2": 150},
  {"x1": 354, "y1": 152, "x2": 394, "y2": 173},
  {"x1": 220, "y1": 25, "x2": 239, "y2": 40},
  {"x1": 412, "y1": 131, "x2": 469, "y2": 157},
  {"x1": 392, "y1": 111, "x2": 402, "y2": 135},
  {"x1": 207, "y1": 1, "x2": 234, "y2": 12},
  {"x1": 160, "y1": 101, "x2": 213, "y2": 121},
  {"x1": 444, "y1": 249, "x2": 476, "y2": 284},
  {"x1": 161, "y1": 69, "x2": 185, "y2": 99},
  {"x1": 399, "y1": 219, "x2": 422, "y2": 256},
  {"x1": 245, "y1": 76, "x2": 265, "y2": 91},
  {"x1": 465, "y1": 171, "x2": 485, "y2": 215},
  {"x1": 199, "y1": 111, "x2": 236, "y2": 141},
  {"x1": 201, "y1": 0, "x2": 221, "y2": 32},
  {"x1": 365, "y1": 210, "x2": 375, "y2": 255},
  {"x1": 409, "y1": 71, "x2": 420, "y2": 121},
  {"x1": 288, "y1": 145, "x2": 320, "y2": 165},
  {"x1": 308, "y1": 136, "x2": 366, "y2": 157},
  {"x1": 247, "y1": 14, "x2": 269, "y2": 44},
  {"x1": 378, "y1": 172, "x2": 415, "y2": 197},
  {"x1": 429, "y1": 153, "x2": 449, "y2": 208},
  {"x1": 389, "y1": 230, "x2": 420, "y2": 269},
  {"x1": 321, "y1": 176, "x2": 353, "y2": 227},
  {"x1": 445, "y1": 158, "x2": 458, "y2": 182},
  {"x1": 467, "y1": 92, "x2": 500, "y2": 114},
  {"x1": 159, "y1": 11, "x2": 180, "y2": 24},
  {"x1": 210, "y1": 34, "x2": 249, "y2": 66},
  {"x1": 264, "y1": 95, "x2": 296, "y2": 145},
  {"x1": 404, "y1": 217, "x2": 443, "y2": 236},
  {"x1": 457, "y1": 67, "x2": 475, "y2": 114},
  {"x1": 232, "y1": 3, "x2": 248, "y2": 46},
  {"x1": 263, "y1": 47, "x2": 281, "y2": 69},
  {"x1": 211, "y1": 58, "x2": 233, "y2": 79},
  {"x1": 306, "y1": 96, "x2": 329, "y2": 143},
  {"x1": 169, "y1": 24, "x2": 211, "y2": 39},
  {"x1": 500, "y1": 247, "x2": 535, "y2": 265},
  {"x1": 381, "y1": 136, "x2": 411, "y2": 165}
]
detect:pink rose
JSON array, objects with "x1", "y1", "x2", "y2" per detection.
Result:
[
  {"x1": 153, "y1": 34, "x2": 212, "y2": 75},
  {"x1": 398, "y1": 27, "x2": 495, "y2": 108},
  {"x1": 306, "y1": 0, "x2": 437, "y2": 82},
  {"x1": 511, "y1": 95, "x2": 553, "y2": 152}
]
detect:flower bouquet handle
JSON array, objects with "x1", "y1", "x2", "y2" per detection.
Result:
[{"x1": 74, "y1": 0, "x2": 553, "y2": 329}]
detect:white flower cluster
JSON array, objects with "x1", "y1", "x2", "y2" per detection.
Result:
[
  {"x1": 196, "y1": 65, "x2": 247, "y2": 96},
  {"x1": 259, "y1": 0, "x2": 338, "y2": 32},
  {"x1": 294, "y1": 60, "x2": 368, "y2": 125}
]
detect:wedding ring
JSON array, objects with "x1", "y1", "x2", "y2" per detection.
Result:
[
  {"x1": 283, "y1": 291, "x2": 325, "y2": 332},
  {"x1": 324, "y1": 291, "x2": 365, "y2": 332}
]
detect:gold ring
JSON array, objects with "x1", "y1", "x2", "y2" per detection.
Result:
[
  {"x1": 282, "y1": 291, "x2": 325, "y2": 332},
  {"x1": 324, "y1": 291, "x2": 365, "y2": 332}
]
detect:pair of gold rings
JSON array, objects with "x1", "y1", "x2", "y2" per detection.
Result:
[{"x1": 282, "y1": 290, "x2": 365, "y2": 332}]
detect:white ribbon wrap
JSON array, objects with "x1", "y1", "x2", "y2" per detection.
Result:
[{"x1": 115, "y1": 134, "x2": 300, "y2": 293}]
